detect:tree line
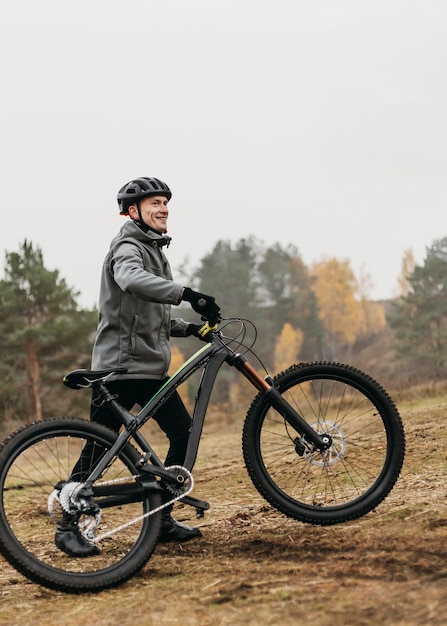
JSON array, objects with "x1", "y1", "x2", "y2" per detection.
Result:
[{"x1": 1, "y1": 236, "x2": 446, "y2": 429}]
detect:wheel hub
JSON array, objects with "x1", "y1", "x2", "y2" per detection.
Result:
[{"x1": 295, "y1": 420, "x2": 346, "y2": 466}]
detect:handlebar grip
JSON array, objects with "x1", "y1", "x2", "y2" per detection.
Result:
[{"x1": 198, "y1": 321, "x2": 219, "y2": 339}]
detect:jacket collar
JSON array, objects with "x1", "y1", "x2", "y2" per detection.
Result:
[{"x1": 124, "y1": 219, "x2": 172, "y2": 248}]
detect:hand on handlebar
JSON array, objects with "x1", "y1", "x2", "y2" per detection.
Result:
[
  {"x1": 182, "y1": 287, "x2": 221, "y2": 324},
  {"x1": 185, "y1": 323, "x2": 203, "y2": 337},
  {"x1": 185, "y1": 322, "x2": 217, "y2": 341}
]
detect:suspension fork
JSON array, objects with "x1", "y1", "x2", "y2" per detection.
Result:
[{"x1": 235, "y1": 354, "x2": 330, "y2": 450}]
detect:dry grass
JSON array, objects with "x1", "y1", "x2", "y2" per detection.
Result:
[{"x1": 1, "y1": 397, "x2": 447, "y2": 626}]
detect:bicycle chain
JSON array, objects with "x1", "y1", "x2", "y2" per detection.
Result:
[{"x1": 47, "y1": 465, "x2": 194, "y2": 544}]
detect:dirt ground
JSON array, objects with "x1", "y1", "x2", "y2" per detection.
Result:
[{"x1": 0, "y1": 396, "x2": 446, "y2": 626}]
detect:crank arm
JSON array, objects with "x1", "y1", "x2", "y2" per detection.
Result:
[
  {"x1": 179, "y1": 495, "x2": 210, "y2": 512},
  {"x1": 139, "y1": 465, "x2": 184, "y2": 483}
]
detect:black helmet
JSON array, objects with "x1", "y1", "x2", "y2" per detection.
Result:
[{"x1": 117, "y1": 177, "x2": 172, "y2": 215}]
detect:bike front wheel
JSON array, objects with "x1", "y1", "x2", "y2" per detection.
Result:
[
  {"x1": 0, "y1": 418, "x2": 162, "y2": 593},
  {"x1": 242, "y1": 362, "x2": 405, "y2": 525}
]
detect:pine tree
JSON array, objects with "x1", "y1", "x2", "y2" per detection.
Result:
[
  {"x1": 193, "y1": 238, "x2": 260, "y2": 320},
  {"x1": 0, "y1": 240, "x2": 96, "y2": 423},
  {"x1": 388, "y1": 237, "x2": 447, "y2": 378},
  {"x1": 258, "y1": 244, "x2": 324, "y2": 360}
]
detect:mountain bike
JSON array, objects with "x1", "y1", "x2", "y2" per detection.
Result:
[{"x1": 0, "y1": 316, "x2": 405, "y2": 593}]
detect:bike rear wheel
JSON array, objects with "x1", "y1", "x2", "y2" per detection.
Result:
[
  {"x1": 242, "y1": 362, "x2": 405, "y2": 525},
  {"x1": 0, "y1": 418, "x2": 162, "y2": 593}
]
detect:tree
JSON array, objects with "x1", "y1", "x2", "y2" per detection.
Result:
[
  {"x1": 274, "y1": 323, "x2": 303, "y2": 373},
  {"x1": 356, "y1": 265, "x2": 386, "y2": 338},
  {"x1": 388, "y1": 237, "x2": 447, "y2": 379},
  {"x1": 0, "y1": 240, "x2": 97, "y2": 423},
  {"x1": 396, "y1": 248, "x2": 416, "y2": 298},
  {"x1": 188, "y1": 238, "x2": 261, "y2": 402},
  {"x1": 258, "y1": 243, "x2": 300, "y2": 305},
  {"x1": 257, "y1": 244, "x2": 324, "y2": 360},
  {"x1": 311, "y1": 258, "x2": 364, "y2": 359},
  {"x1": 191, "y1": 238, "x2": 323, "y2": 386},
  {"x1": 193, "y1": 237, "x2": 260, "y2": 320}
]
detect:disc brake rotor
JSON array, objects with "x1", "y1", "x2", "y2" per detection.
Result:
[{"x1": 300, "y1": 420, "x2": 346, "y2": 466}]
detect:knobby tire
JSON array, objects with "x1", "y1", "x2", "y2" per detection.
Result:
[
  {"x1": 242, "y1": 362, "x2": 405, "y2": 525},
  {"x1": 0, "y1": 418, "x2": 162, "y2": 593}
]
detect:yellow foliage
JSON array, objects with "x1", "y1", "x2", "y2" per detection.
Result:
[
  {"x1": 274, "y1": 323, "x2": 303, "y2": 373},
  {"x1": 311, "y1": 257, "x2": 364, "y2": 347},
  {"x1": 360, "y1": 300, "x2": 386, "y2": 336}
]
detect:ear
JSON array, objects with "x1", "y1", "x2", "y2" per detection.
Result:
[{"x1": 128, "y1": 204, "x2": 138, "y2": 219}]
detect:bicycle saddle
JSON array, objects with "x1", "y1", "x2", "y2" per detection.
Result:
[{"x1": 63, "y1": 368, "x2": 128, "y2": 389}]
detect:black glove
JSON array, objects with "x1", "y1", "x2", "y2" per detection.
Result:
[
  {"x1": 185, "y1": 324, "x2": 202, "y2": 337},
  {"x1": 182, "y1": 287, "x2": 221, "y2": 322}
]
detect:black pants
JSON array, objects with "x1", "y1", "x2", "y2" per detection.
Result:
[
  {"x1": 90, "y1": 379, "x2": 192, "y2": 468},
  {"x1": 70, "y1": 379, "x2": 192, "y2": 491}
]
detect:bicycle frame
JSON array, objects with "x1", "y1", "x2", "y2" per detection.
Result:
[{"x1": 82, "y1": 328, "x2": 330, "y2": 492}]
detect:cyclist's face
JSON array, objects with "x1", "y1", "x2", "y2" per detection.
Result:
[{"x1": 129, "y1": 195, "x2": 169, "y2": 233}]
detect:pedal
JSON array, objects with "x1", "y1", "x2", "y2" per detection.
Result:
[{"x1": 180, "y1": 494, "x2": 210, "y2": 512}]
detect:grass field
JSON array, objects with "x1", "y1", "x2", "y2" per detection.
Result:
[{"x1": 0, "y1": 394, "x2": 446, "y2": 626}]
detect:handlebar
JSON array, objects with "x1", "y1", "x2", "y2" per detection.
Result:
[{"x1": 198, "y1": 319, "x2": 220, "y2": 339}]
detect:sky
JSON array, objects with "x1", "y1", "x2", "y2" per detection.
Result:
[{"x1": 1, "y1": 0, "x2": 446, "y2": 308}]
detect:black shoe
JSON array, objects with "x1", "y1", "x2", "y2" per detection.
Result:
[
  {"x1": 55, "y1": 523, "x2": 100, "y2": 557},
  {"x1": 158, "y1": 515, "x2": 202, "y2": 543}
]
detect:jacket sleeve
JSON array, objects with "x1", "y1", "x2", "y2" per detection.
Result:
[
  {"x1": 170, "y1": 318, "x2": 190, "y2": 337},
  {"x1": 111, "y1": 240, "x2": 183, "y2": 304}
]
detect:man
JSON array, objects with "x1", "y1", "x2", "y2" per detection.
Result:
[{"x1": 55, "y1": 176, "x2": 220, "y2": 557}]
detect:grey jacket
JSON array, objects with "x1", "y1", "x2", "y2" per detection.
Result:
[{"x1": 91, "y1": 220, "x2": 189, "y2": 380}]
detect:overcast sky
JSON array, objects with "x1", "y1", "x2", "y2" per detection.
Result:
[{"x1": 1, "y1": 0, "x2": 446, "y2": 308}]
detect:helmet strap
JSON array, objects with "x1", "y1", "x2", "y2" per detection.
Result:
[
  {"x1": 136, "y1": 202, "x2": 144, "y2": 225},
  {"x1": 130, "y1": 202, "x2": 148, "y2": 232},
  {"x1": 131, "y1": 201, "x2": 165, "y2": 236}
]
